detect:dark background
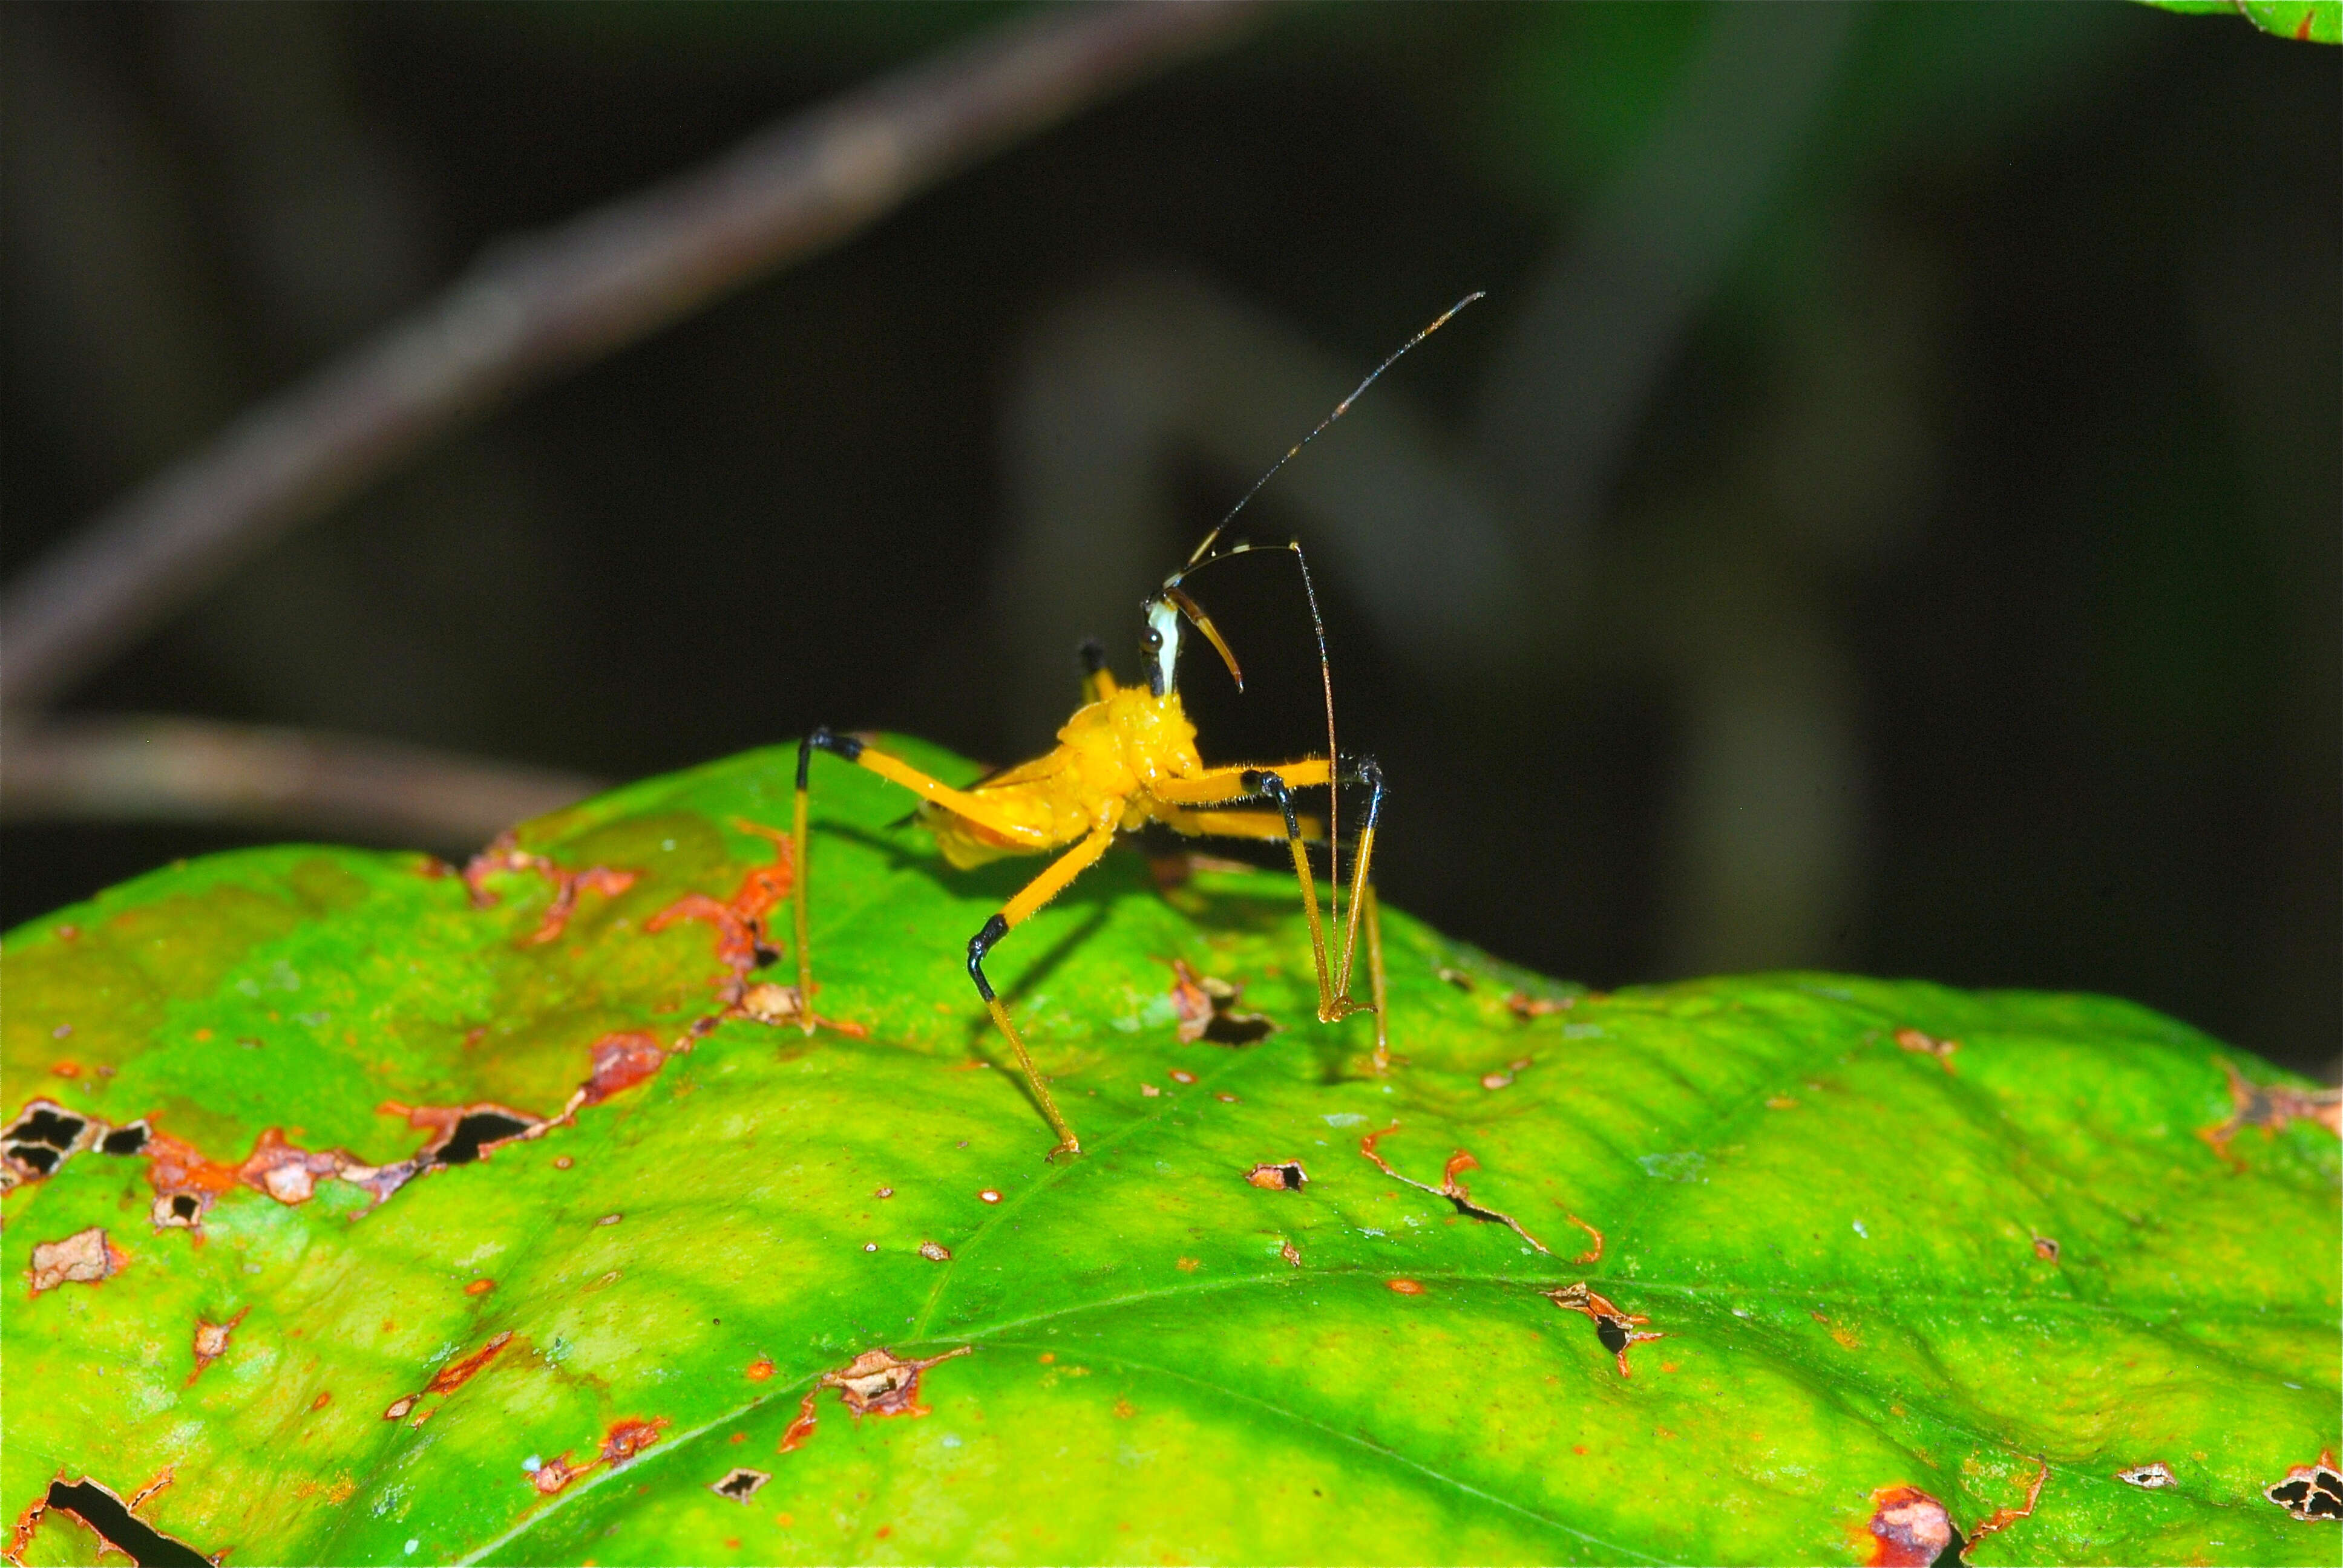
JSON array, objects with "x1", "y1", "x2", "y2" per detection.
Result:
[{"x1": 5, "y1": 4, "x2": 2336, "y2": 1078}]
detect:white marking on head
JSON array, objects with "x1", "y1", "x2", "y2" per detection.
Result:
[{"x1": 1147, "y1": 598, "x2": 1182, "y2": 696}]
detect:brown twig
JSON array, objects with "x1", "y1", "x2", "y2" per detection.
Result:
[
  {"x1": 0, "y1": 1, "x2": 1260, "y2": 714},
  {"x1": 0, "y1": 714, "x2": 603, "y2": 851}
]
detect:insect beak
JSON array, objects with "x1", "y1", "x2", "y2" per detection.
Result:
[{"x1": 1163, "y1": 585, "x2": 1245, "y2": 692}]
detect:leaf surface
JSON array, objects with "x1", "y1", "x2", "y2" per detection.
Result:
[{"x1": 3, "y1": 742, "x2": 2335, "y2": 1565}]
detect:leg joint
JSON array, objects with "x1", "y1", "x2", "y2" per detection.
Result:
[
  {"x1": 967, "y1": 912, "x2": 1009, "y2": 1002},
  {"x1": 798, "y1": 727, "x2": 865, "y2": 791}
]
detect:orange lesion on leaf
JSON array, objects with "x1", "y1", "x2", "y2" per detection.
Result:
[
  {"x1": 1892, "y1": 1027, "x2": 1958, "y2": 1073},
  {"x1": 1358, "y1": 1123, "x2": 1551, "y2": 1254},
  {"x1": 27, "y1": 1227, "x2": 131, "y2": 1296},
  {"x1": 1542, "y1": 1282, "x2": 1664, "y2": 1377},
  {"x1": 648, "y1": 823, "x2": 865, "y2": 1036},
  {"x1": 1963, "y1": 1458, "x2": 2049, "y2": 1551},
  {"x1": 2199, "y1": 1057, "x2": 2341, "y2": 1169},
  {"x1": 1858, "y1": 1485, "x2": 1953, "y2": 1567},
  {"x1": 188, "y1": 1307, "x2": 248, "y2": 1384},
  {"x1": 777, "y1": 1346, "x2": 975, "y2": 1457},
  {"x1": 462, "y1": 832, "x2": 637, "y2": 944}
]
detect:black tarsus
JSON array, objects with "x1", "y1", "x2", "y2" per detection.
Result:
[
  {"x1": 1248, "y1": 770, "x2": 1303, "y2": 841},
  {"x1": 1078, "y1": 638, "x2": 1107, "y2": 677},
  {"x1": 798, "y1": 727, "x2": 864, "y2": 791},
  {"x1": 967, "y1": 913, "x2": 1010, "y2": 1003}
]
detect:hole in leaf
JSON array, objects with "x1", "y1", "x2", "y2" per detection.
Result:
[
  {"x1": 1168, "y1": 961, "x2": 1279, "y2": 1046},
  {"x1": 2266, "y1": 1454, "x2": 2343, "y2": 1521},
  {"x1": 7, "y1": 1108, "x2": 85, "y2": 1148},
  {"x1": 18, "y1": 1478, "x2": 209, "y2": 1568},
  {"x1": 712, "y1": 1468, "x2": 770, "y2": 1504},
  {"x1": 432, "y1": 1112, "x2": 534, "y2": 1166},
  {"x1": 100, "y1": 1125, "x2": 149, "y2": 1156}
]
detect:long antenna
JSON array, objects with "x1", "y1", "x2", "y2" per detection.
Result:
[
  {"x1": 1180, "y1": 292, "x2": 1485, "y2": 572},
  {"x1": 1168, "y1": 292, "x2": 1484, "y2": 949}
]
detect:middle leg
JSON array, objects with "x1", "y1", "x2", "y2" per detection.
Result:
[{"x1": 966, "y1": 821, "x2": 1119, "y2": 1160}]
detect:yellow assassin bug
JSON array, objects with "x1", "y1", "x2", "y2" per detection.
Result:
[{"x1": 791, "y1": 294, "x2": 1483, "y2": 1160}]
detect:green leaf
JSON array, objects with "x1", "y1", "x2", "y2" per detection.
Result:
[
  {"x1": 2138, "y1": 0, "x2": 2341, "y2": 44},
  {"x1": 4, "y1": 742, "x2": 2336, "y2": 1564}
]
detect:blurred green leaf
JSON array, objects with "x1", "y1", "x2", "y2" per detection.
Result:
[
  {"x1": 4, "y1": 742, "x2": 2336, "y2": 1563},
  {"x1": 2140, "y1": 1, "x2": 2341, "y2": 45}
]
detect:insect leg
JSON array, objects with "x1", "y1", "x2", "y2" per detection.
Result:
[
  {"x1": 968, "y1": 822, "x2": 1118, "y2": 1160},
  {"x1": 794, "y1": 728, "x2": 1051, "y2": 1035},
  {"x1": 1078, "y1": 638, "x2": 1118, "y2": 703},
  {"x1": 1241, "y1": 767, "x2": 1372, "y2": 1025}
]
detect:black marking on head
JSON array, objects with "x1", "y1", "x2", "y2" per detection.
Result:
[
  {"x1": 433, "y1": 1112, "x2": 534, "y2": 1166},
  {"x1": 11, "y1": 1145, "x2": 61, "y2": 1175},
  {"x1": 100, "y1": 1125, "x2": 149, "y2": 1156},
  {"x1": 8, "y1": 1108, "x2": 85, "y2": 1149},
  {"x1": 40, "y1": 1478, "x2": 210, "y2": 1568},
  {"x1": 1594, "y1": 1318, "x2": 1630, "y2": 1356},
  {"x1": 171, "y1": 1194, "x2": 201, "y2": 1220}
]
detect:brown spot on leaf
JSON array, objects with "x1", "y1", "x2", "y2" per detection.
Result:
[
  {"x1": 712, "y1": 1468, "x2": 770, "y2": 1504},
  {"x1": 2265, "y1": 1451, "x2": 2343, "y2": 1521},
  {"x1": 1280, "y1": 1240, "x2": 1302, "y2": 1267},
  {"x1": 978, "y1": 1189, "x2": 1001, "y2": 1204},
  {"x1": 382, "y1": 1395, "x2": 417, "y2": 1421},
  {"x1": 777, "y1": 1390, "x2": 821, "y2": 1455},
  {"x1": 1893, "y1": 1027, "x2": 1958, "y2": 1073},
  {"x1": 465, "y1": 1278, "x2": 496, "y2": 1297},
  {"x1": 746, "y1": 1357, "x2": 776, "y2": 1382},
  {"x1": 1543, "y1": 1283, "x2": 1665, "y2": 1377},
  {"x1": 463, "y1": 834, "x2": 637, "y2": 943},
  {"x1": 1167, "y1": 959, "x2": 1281, "y2": 1046},
  {"x1": 188, "y1": 1307, "x2": 247, "y2": 1384},
  {"x1": 2115, "y1": 1462, "x2": 2175, "y2": 1489},
  {"x1": 1560, "y1": 1212, "x2": 1604, "y2": 1264},
  {"x1": 1766, "y1": 1096, "x2": 1798, "y2": 1110},
  {"x1": 1506, "y1": 991, "x2": 1574, "y2": 1019},
  {"x1": 1358, "y1": 1123, "x2": 1550, "y2": 1253},
  {"x1": 1859, "y1": 1484, "x2": 1954, "y2": 1567},
  {"x1": 1386, "y1": 1278, "x2": 1424, "y2": 1295},
  {"x1": 837, "y1": 1347, "x2": 970, "y2": 1413},
  {"x1": 1175, "y1": 1256, "x2": 1201, "y2": 1273},
  {"x1": 1964, "y1": 1459, "x2": 2048, "y2": 1551},
  {"x1": 427, "y1": 1331, "x2": 514, "y2": 1396},
  {"x1": 600, "y1": 1416, "x2": 669, "y2": 1466},
  {"x1": 2200, "y1": 1058, "x2": 2342, "y2": 1168},
  {"x1": 1481, "y1": 1072, "x2": 1512, "y2": 1090},
  {"x1": 1437, "y1": 966, "x2": 1475, "y2": 991},
  {"x1": 919, "y1": 1241, "x2": 952, "y2": 1262},
  {"x1": 579, "y1": 1033, "x2": 666, "y2": 1107},
  {"x1": 309, "y1": 1391, "x2": 332, "y2": 1411},
  {"x1": 1245, "y1": 1161, "x2": 1307, "y2": 1191},
  {"x1": 2031, "y1": 1234, "x2": 2059, "y2": 1263},
  {"x1": 28, "y1": 1227, "x2": 128, "y2": 1295},
  {"x1": 1113, "y1": 1398, "x2": 1136, "y2": 1419},
  {"x1": 529, "y1": 1452, "x2": 589, "y2": 1496},
  {"x1": 1168, "y1": 1070, "x2": 1196, "y2": 1085}
]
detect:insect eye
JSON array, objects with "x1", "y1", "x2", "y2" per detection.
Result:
[{"x1": 1142, "y1": 629, "x2": 1162, "y2": 651}]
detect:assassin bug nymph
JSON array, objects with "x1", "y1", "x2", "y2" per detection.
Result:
[{"x1": 791, "y1": 294, "x2": 1482, "y2": 1160}]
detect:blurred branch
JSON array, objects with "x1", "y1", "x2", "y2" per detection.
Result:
[
  {"x1": 1, "y1": 715, "x2": 603, "y2": 851},
  {"x1": 0, "y1": 0, "x2": 1260, "y2": 715}
]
